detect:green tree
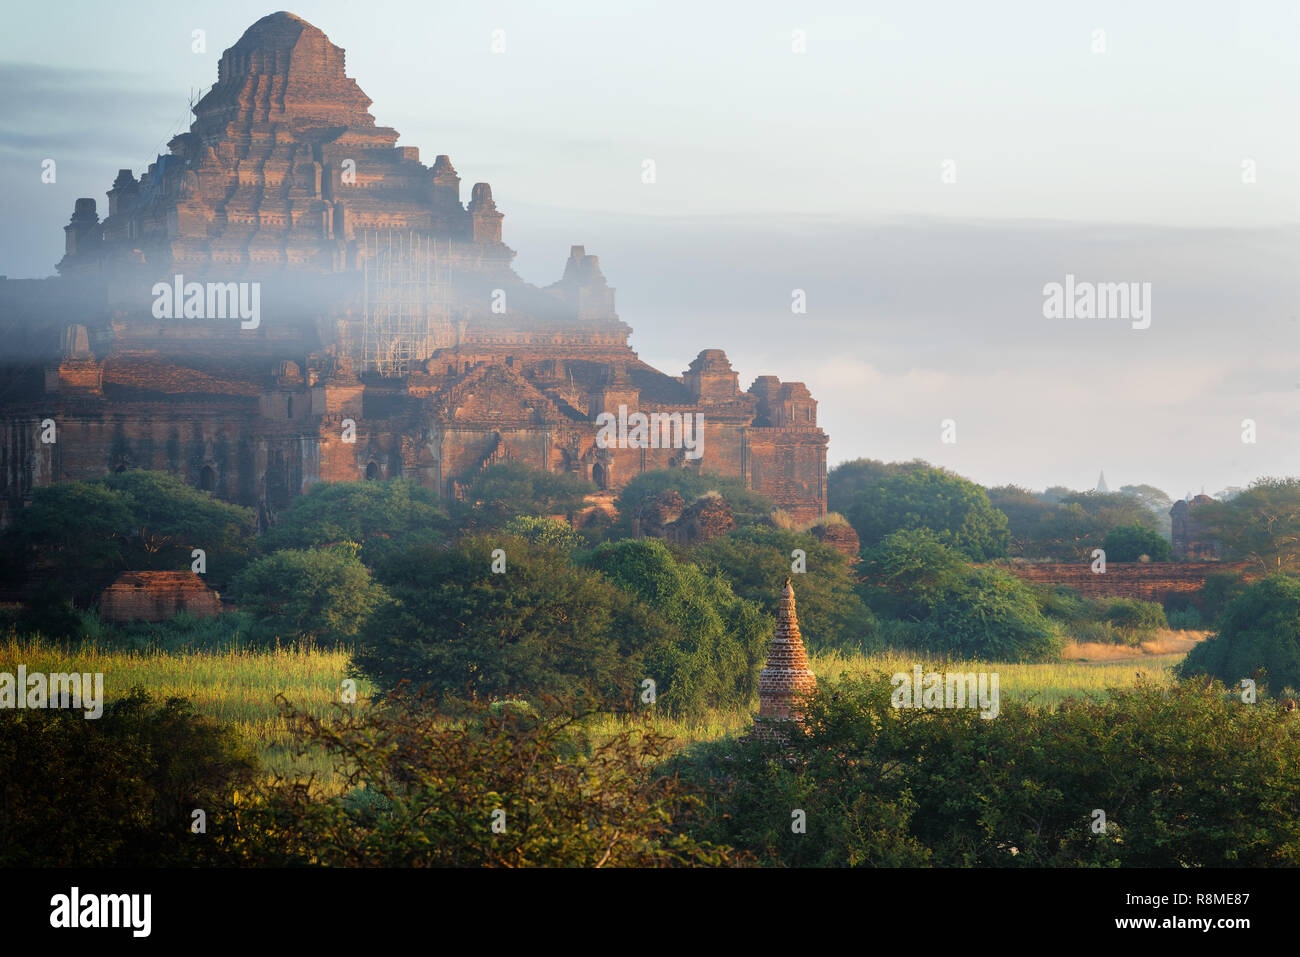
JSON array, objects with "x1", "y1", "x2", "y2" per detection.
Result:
[
  {"x1": 988, "y1": 486, "x2": 1157, "y2": 560},
  {"x1": 1179, "y1": 575, "x2": 1300, "y2": 695},
  {"x1": 1120, "y1": 483, "x2": 1174, "y2": 537},
  {"x1": 263, "y1": 479, "x2": 448, "y2": 566},
  {"x1": 695, "y1": 526, "x2": 877, "y2": 653},
  {"x1": 231, "y1": 548, "x2": 388, "y2": 645},
  {"x1": 456, "y1": 462, "x2": 595, "y2": 528},
  {"x1": 846, "y1": 467, "x2": 1009, "y2": 560},
  {"x1": 0, "y1": 688, "x2": 258, "y2": 866},
  {"x1": 1195, "y1": 478, "x2": 1300, "y2": 573},
  {"x1": 355, "y1": 536, "x2": 649, "y2": 708},
  {"x1": 501, "y1": 515, "x2": 583, "y2": 551},
  {"x1": 584, "y1": 538, "x2": 772, "y2": 714},
  {"x1": 827, "y1": 458, "x2": 930, "y2": 515},
  {"x1": 101, "y1": 470, "x2": 255, "y2": 570},
  {"x1": 1101, "y1": 523, "x2": 1172, "y2": 562},
  {"x1": 2, "y1": 471, "x2": 255, "y2": 602},
  {"x1": 861, "y1": 530, "x2": 1061, "y2": 661},
  {"x1": 613, "y1": 469, "x2": 774, "y2": 536}
]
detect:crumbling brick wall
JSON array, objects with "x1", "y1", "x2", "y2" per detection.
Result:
[{"x1": 1001, "y1": 561, "x2": 1251, "y2": 603}]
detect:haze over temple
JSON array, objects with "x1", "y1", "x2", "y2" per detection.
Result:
[{"x1": 0, "y1": 12, "x2": 828, "y2": 527}]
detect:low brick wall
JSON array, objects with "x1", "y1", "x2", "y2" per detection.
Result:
[
  {"x1": 1001, "y1": 561, "x2": 1251, "y2": 603},
  {"x1": 99, "y1": 571, "x2": 222, "y2": 622}
]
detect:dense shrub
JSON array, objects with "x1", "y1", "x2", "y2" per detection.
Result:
[
  {"x1": 583, "y1": 538, "x2": 771, "y2": 715},
  {"x1": 1101, "y1": 523, "x2": 1172, "y2": 562},
  {"x1": 454, "y1": 462, "x2": 595, "y2": 528},
  {"x1": 613, "y1": 469, "x2": 774, "y2": 535},
  {"x1": 1178, "y1": 575, "x2": 1300, "y2": 695},
  {"x1": 1103, "y1": 597, "x2": 1168, "y2": 642},
  {"x1": 860, "y1": 531, "x2": 1061, "y2": 661},
  {"x1": 677, "y1": 675, "x2": 1300, "y2": 866},
  {"x1": 229, "y1": 693, "x2": 731, "y2": 867},
  {"x1": 262, "y1": 479, "x2": 448, "y2": 566},
  {"x1": 501, "y1": 515, "x2": 584, "y2": 551},
  {"x1": 694, "y1": 526, "x2": 878, "y2": 653},
  {"x1": 0, "y1": 688, "x2": 258, "y2": 866},
  {"x1": 355, "y1": 536, "x2": 649, "y2": 709},
  {"x1": 231, "y1": 548, "x2": 388, "y2": 646},
  {"x1": 2, "y1": 471, "x2": 256, "y2": 602},
  {"x1": 1166, "y1": 606, "x2": 1203, "y2": 631},
  {"x1": 847, "y1": 467, "x2": 1009, "y2": 560}
]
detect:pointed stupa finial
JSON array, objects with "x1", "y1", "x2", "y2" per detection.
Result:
[{"x1": 754, "y1": 578, "x2": 817, "y2": 741}]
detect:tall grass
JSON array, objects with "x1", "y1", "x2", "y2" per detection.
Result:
[
  {"x1": 0, "y1": 636, "x2": 1190, "y2": 774},
  {"x1": 0, "y1": 635, "x2": 373, "y2": 784}
]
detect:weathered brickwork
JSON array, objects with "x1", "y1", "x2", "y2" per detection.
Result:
[
  {"x1": 1002, "y1": 561, "x2": 1253, "y2": 603},
  {"x1": 99, "y1": 571, "x2": 222, "y2": 622},
  {"x1": 753, "y1": 578, "x2": 818, "y2": 742},
  {"x1": 0, "y1": 13, "x2": 828, "y2": 527}
]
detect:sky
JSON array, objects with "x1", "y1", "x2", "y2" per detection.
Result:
[{"x1": 0, "y1": 0, "x2": 1296, "y2": 498}]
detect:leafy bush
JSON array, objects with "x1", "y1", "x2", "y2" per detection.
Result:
[
  {"x1": 1197, "y1": 570, "x2": 1249, "y2": 626},
  {"x1": 613, "y1": 469, "x2": 774, "y2": 536},
  {"x1": 583, "y1": 538, "x2": 771, "y2": 715},
  {"x1": 454, "y1": 462, "x2": 595, "y2": 528},
  {"x1": 0, "y1": 688, "x2": 258, "y2": 866},
  {"x1": 16, "y1": 580, "x2": 83, "y2": 641},
  {"x1": 1179, "y1": 575, "x2": 1300, "y2": 695},
  {"x1": 231, "y1": 548, "x2": 388, "y2": 646},
  {"x1": 1166, "y1": 606, "x2": 1203, "y2": 631},
  {"x1": 1101, "y1": 523, "x2": 1172, "y2": 562},
  {"x1": 694, "y1": 526, "x2": 878, "y2": 653},
  {"x1": 1037, "y1": 587, "x2": 1166, "y2": 645},
  {"x1": 263, "y1": 479, "x2": 448, "y2": 567},
  {"x1": 1104, "y1": 597, "x2": 1167, "y2": 641},
  {"x1": 2, "y1": 471, "x2": 256, "y2": 602},
  {"x1": 501, "y1": 515, "x2": 583, "y2": 551},
  {"x1": 677, "y1": 674, "x2": 1300, "y2": 866},
  {"x1": 847, "y1": 467, "x2": 1010, "y2": 561},
  {"x1": 861, "y1": 531, "x2": 1060, "y2": 661},
  {"x1": 231, "y1": 693, "x2": 730, "y2": 866},
  {"x1": 355, "y1": 536, "x2": 651, "y2": 709}
]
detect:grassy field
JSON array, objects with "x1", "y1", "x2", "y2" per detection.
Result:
[
  {"x1": 0, "y1": 631, "x2": 1199, "y2": 783},
  {"x1": 0, "y1": 636, "x2": 371, "y2": 783}
]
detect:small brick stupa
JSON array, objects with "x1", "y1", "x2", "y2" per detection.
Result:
[{"x1": 753, "y1": 577, "x2": 818, "y2": 742}]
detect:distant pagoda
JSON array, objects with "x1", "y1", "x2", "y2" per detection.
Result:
[{"x1": 752, "y1": 578, "x2": 818, "y2": 742}]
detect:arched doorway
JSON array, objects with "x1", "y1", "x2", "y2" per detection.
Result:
[
  {"x1": 365, "y1": 461, "x2": 381, "y2": 481},
  {"x1": 200, "y1": 465, "x2": 217, "y2": 492}
]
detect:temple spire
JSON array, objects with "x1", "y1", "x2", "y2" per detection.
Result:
[{"x1": 754, "y1": 577, "x2": 818, "y2": 741}]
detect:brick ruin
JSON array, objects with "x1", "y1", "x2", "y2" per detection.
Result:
[
  {"x1": 1170, "y1": 495, "x2": 1224, "y2": 560},
  {"x1": 753, "y1": 578, "x2": 818, "y2": 741},
  {"x1": 98, "y1": 571, "x2": 222, "y2": 623},
  {"x1": 0, "y1": 12, "x2": 828, "y2": 528},
  {"x1": 1002, "y1": 561, "x2": 1252, "y2": 604}
]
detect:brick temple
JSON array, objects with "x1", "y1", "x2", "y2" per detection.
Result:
[{"x1": 0, "y1": 12, "x2": 828, "y2": 527}]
